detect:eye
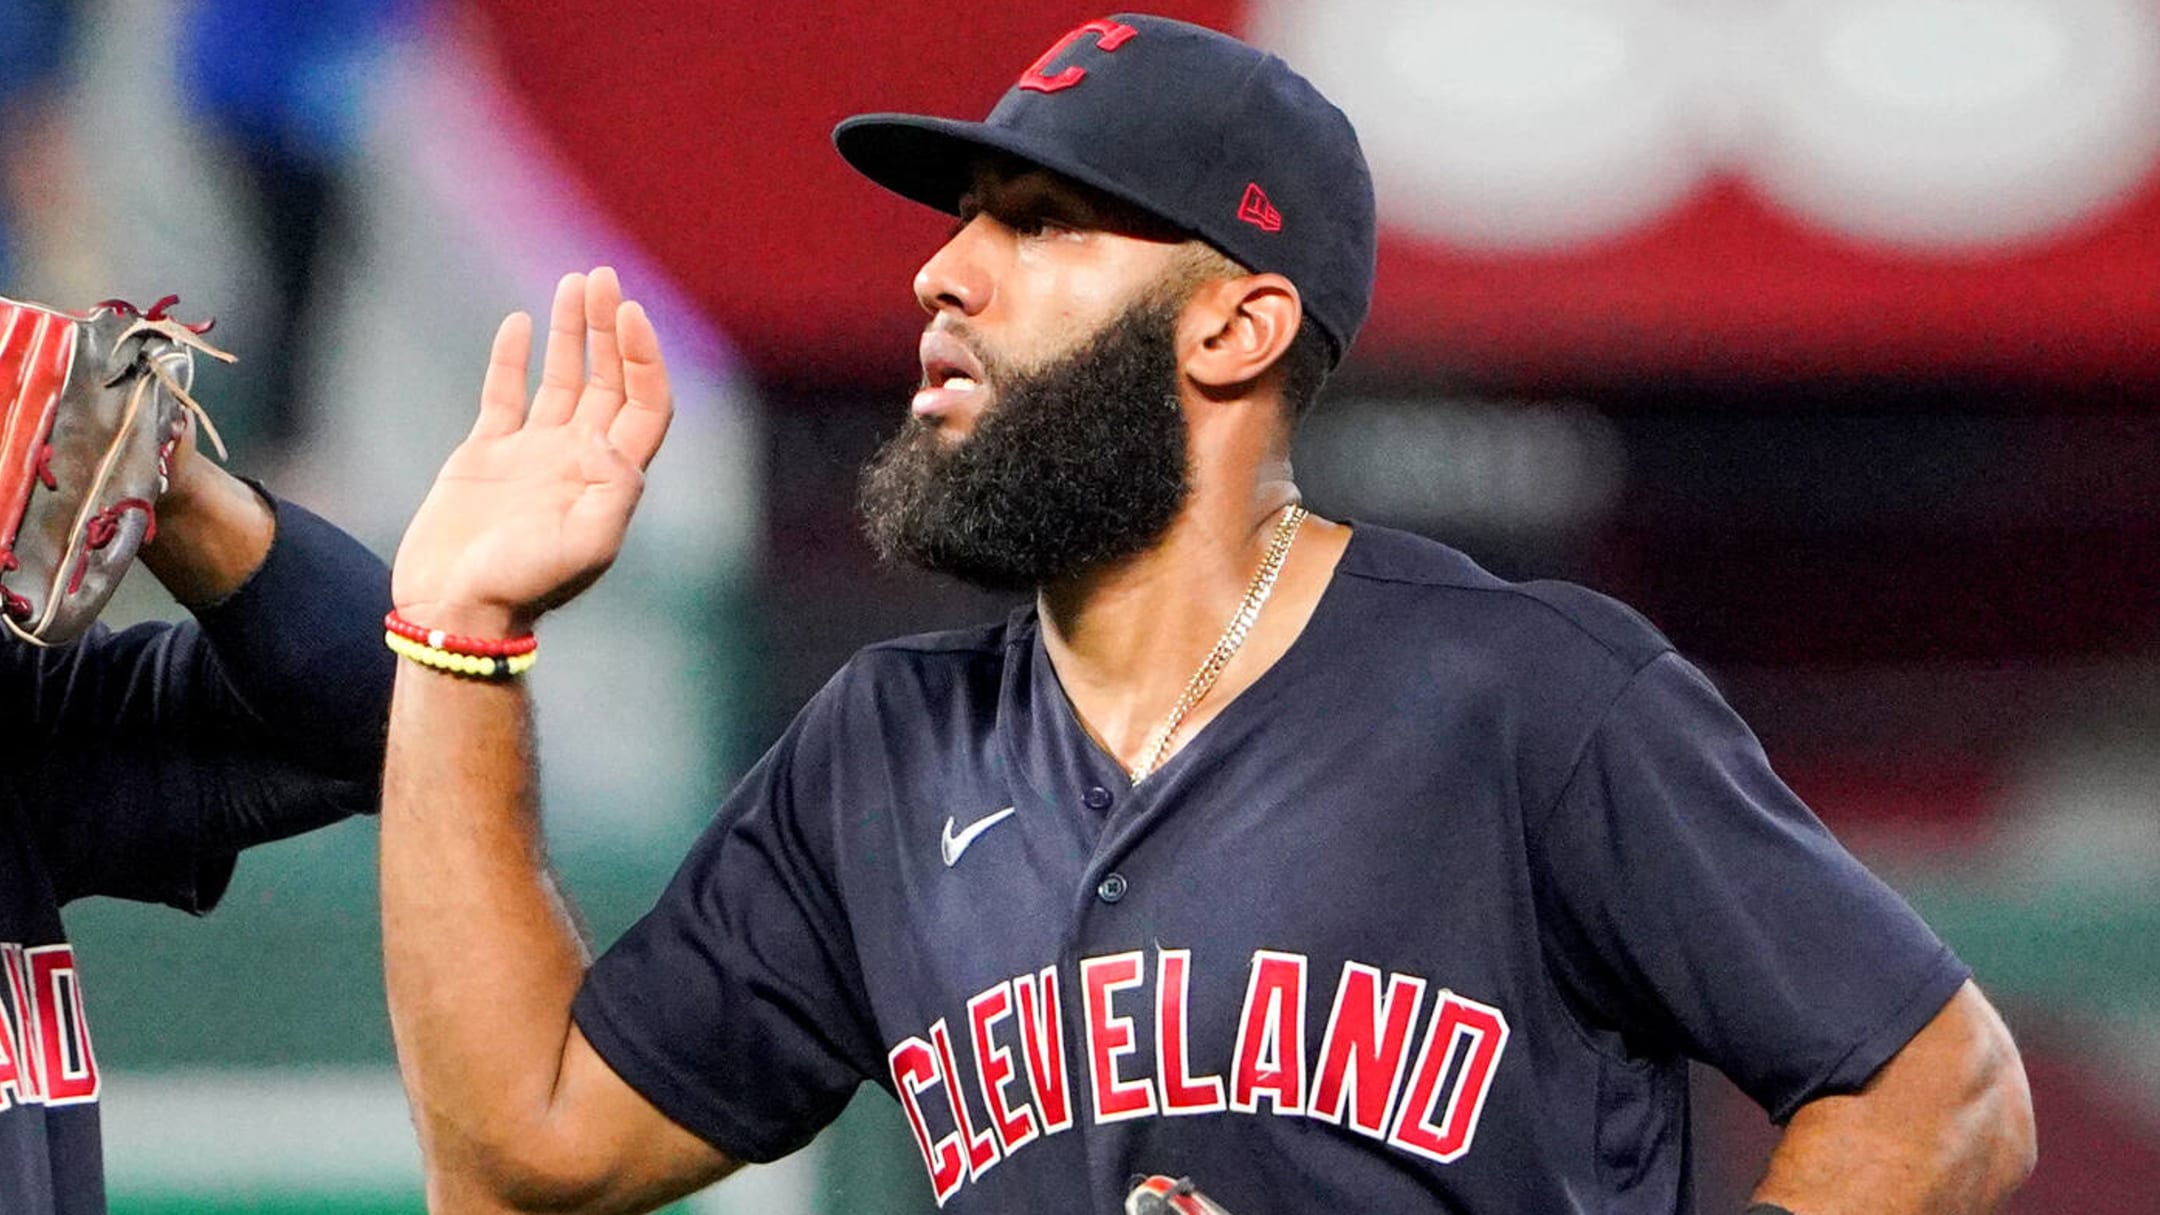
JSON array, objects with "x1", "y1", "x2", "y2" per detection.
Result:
[{"x1": 1009, "y1": 209, "x2": 1079, "y2": 240}]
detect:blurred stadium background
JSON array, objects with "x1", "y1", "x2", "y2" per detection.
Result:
[{"x1": 4, "y1": 0, "x2": 2157, "y2": 1210}]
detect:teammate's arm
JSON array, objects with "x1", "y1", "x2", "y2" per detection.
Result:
[
  {"x1": 1752, "y1": 980, "x2": 2035, "y2": 1214},
  {"x1": 382, "y1": 269, "x2": 736, "y2": 1213},
  {"x1": 136, "y1": 425, "x2": 276, "y2": 607}
]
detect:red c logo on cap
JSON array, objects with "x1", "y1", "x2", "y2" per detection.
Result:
[{"x1": 1017, "y1": 18, "x2": 1138, "y2": 94}]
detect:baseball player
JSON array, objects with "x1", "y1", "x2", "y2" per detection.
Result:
[
  {"x1": 379, "y1": 15, "x2": 2035, "y2": 1214},
  {"x1": 1, "y1": 314, "x2": 396, "y2": 1210}
]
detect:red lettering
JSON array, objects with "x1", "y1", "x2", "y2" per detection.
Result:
[
  {"x1": 1389, "y1": 992, "x2": 1510, "y2": 1164},
  {"x1": 889, "y1": 954, "x2": 1509, "y2": 1183},
  {"x1": 4, "y1": 946, "x2": 42, "y2": 1101},
  {"x1": 1081, "y1": 952, "x2": 1156, "y2": 1122},
  {"x1": 1016, "y1": 19, "x2": 1138, "y2": 94},
  {"x1": 1309, "y1": 963, "x2": 1427, "y2": 1137},
  {"x1": 929, "y1": 1019, "x2": 999, "y2": 1181},
  {"x1": 1230, "y1": 950, "x2": 1309, "y2": 1115},
  {"x1": 966, "y1": 983, "x2": 1040, "y2": 1156},
  {"x1": 31, "y1": 947, "x2": 95, "y2": 1105},
  {"x1": 889, "y1": 1037, "x2": 966, "y2": 1205},
  {"x1": 1014, "y1": 967, "x2": 1073, "y2": 1134},
  {"x1": 1154, "y1": 949, "x2": 1225, "y2": 1113},
  {"x1": 0, "y1": 985, "x2": 19, "y2": 1112}
]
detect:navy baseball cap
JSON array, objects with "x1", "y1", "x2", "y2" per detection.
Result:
[{"x1": 834, "y1": 13, "x2": 1377, "y2": 365}]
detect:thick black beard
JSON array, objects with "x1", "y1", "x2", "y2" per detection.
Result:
[{"x1": 858, "y1": 295, "x2": 1191, "y2": 592}]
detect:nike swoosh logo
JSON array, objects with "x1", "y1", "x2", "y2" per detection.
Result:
[{"x1": 941, "y1": 806, "x2": 1018, "y2": 867}]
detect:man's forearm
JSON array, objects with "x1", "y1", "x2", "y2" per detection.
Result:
[
  {"x1": 139, "y1": 463, "x2": 275, "y2": 606},
  {"x1": 381, "y1": 659, "x2": 592, "y2": 1192},
  {"x1": 1752, "y1": 982, "x2": 2036, "y2": 1214}
]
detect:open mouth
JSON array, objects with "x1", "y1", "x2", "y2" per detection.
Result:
[{"x1": 915, "y1": 330, "x2": 989, "y2": 419}]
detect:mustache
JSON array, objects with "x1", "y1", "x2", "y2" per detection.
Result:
[{"x1": 916, "y1": 324, "x2": 1000, "y2": 391}]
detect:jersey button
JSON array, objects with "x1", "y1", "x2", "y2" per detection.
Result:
[
  {"x1": 1096, "y1": 873, "x2": 1129, "y2": 903},
  {"x1": 1083, "y1": 785, "x2": 1114, "y2": 811}
]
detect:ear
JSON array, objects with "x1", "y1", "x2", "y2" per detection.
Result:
[{"x1": 1180, "y1": 273, "x2": 1304, "y2": 394}]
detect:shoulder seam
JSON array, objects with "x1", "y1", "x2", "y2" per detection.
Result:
[
  {"x1": 1336, "y1": 566, "x2": 1651, "y2": 665},
  {"x1": 853, "y1": 624, "x2": 1012, "y2": 658},
  {"x1": 1522, "y1": 646, "x2": 1683, "y2": 1065},
  {"x1": 856, "y1": 637, "x2": 1005, "y2": 657},
  {"x1": 1528, "y1": 648, "x2": 1680, "y2": 840}
]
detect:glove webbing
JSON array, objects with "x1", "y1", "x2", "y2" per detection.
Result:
[{"x1": 0, "y1": 297, "x2": 233, "y2": 641}]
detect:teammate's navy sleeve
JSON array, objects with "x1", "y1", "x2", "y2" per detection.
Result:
[
  {"x1": 1527, "y1": 650, "x2": 1970, "y2": 1121},
  {"x1": 572, "y1": 676, "x2": 884, "y2": 1163},
  {"x1": 4, "y1": 494, "x2": 394, "y2": 910}
]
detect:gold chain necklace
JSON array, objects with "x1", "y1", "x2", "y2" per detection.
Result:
[{"x1": 1128, "y1": 504, "x2": 1308, "y2": 784}]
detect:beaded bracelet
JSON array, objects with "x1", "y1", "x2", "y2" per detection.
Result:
[
  {"x1": 384, "y1": 630, "x2": 538, "y2": 680},
  {"x1": 384, "y1": 611, "x2": 538, "y2": 658}
]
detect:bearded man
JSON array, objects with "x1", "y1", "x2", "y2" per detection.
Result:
[{"x1": 377, "y1": 15, "x2": 2033, "y2": 1215}]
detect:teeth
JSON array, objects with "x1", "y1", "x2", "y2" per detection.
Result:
[{"x1": 943, "y1": 375, "x2": 979, "y2": 392}]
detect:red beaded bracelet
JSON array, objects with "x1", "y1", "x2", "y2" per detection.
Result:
[{"x1": 384, "y1": 610, "x2": 538, "y2": 658}]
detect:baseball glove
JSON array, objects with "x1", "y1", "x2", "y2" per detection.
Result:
[
  {"x1": 1126, "y1": 1175, "x2": 1234, "y2": 1215},
  {"x1": 0, "y1": 293, "x2": 233, "y2": 646}
]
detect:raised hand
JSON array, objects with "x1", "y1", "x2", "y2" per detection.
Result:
[{"x1": 392, "y1": 268, "x2": 673, "y2": 637}]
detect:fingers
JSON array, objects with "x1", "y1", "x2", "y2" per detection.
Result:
[
  {"x1": 573, "y1": 266, "x2": 628, "y2": 432},
  {"x1": 528, "y1": 271, "x2": 589, "y2": 427},
  {"x1": 473, "y1": 270, "x2": 663, "y2": 461},
  {"x1": 470, "y1": 312, "x2": 533, "y2": 439},
  {"x1": 611, "y1": 300, "x2": 674, "y2": 470}
]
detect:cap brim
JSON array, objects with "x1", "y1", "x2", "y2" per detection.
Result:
[{"x1": 833, "y1": 112, "x2": 1179, "y2": 226}]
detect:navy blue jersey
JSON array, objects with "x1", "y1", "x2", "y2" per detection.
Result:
[
  {"x1": 575, "y1": 524, "x2": 1967, "y2": 1213},
  {"x1": 0, "y1": 496, "x2": 394, "y2": 1215}
]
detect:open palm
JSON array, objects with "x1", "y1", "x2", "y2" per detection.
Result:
[{"x1": 393, "y1": 268, "x2": 673, "y2": 634}]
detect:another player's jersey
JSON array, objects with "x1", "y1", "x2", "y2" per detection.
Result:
[
  {"x1": 0, "y1": 835, "x2": 109, "y2": 1215},
  {"x1": 575, "y1": 523, "x2": 1969, "y2": 1214},
  {"x1": 0, "y1": 497, "x2": 392, "y2": 1215}
]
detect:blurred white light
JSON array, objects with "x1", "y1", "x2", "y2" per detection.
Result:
[
  {"x1": 1730, "y1": 0, "x2": 2160, "y2": 249},
  {"x1": 1250, "y1": 0, "x2": 2160, "y2": 255},
  {"x1": 1300, "y1": 397, "x2": 1625, "y2": 533},
  {"x1": 1400, "y1": 3, "x2": 1630, "y2": 110},
  {"x1": 1826, "y1": 1, "x2": 2067, "y2": 110},
  {"x1": 1254, "y1": 0, "x2": 1715, "y2": 251}
]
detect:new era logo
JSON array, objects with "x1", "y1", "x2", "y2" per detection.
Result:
[{"x1": 1238, "y1": 182, "x2": 1282, "y2": 232}]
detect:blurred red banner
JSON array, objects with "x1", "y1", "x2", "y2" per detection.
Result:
[{"x1": 468, "y1": 0, "x2": 2160, "y2": 389}]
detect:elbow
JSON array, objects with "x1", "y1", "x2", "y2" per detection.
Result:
[
  {"x1": 1967, "y1": 1009, "x2": 2038, "y2": 1207},
  {"x1": 1989, "y1": 1056, "x2": 2038, "y2": 1201},
  {"x1": 422, "y1": 1128, "x2": 622, "y2": 1215}
]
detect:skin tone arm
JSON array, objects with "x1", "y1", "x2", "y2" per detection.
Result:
[
  {"x1": 137, "y1": 424, "x2": 276, "y2": 606},
  {"x1": 381, "y1": 268, "x2": 735, "y2": 1214},
  {"x1": 1754, "y1": 980, "x2": 2036, "y2": 1214}
]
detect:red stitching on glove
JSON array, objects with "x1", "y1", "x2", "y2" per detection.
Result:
[
  {"x1": 82, "y1": 497, "x2": 156, "y2": 550},
  {"x1": 69, "y1": 498, "x2": 158, "y2": 595},
  {"x1": 96, "y1": 294, "x2": 216, "y2": 335}
]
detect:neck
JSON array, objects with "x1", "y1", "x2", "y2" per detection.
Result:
[
  {"x1": 1042, "y1": 481, "x2": 1299, "y2": 660},
  {"x1": 1036, "y1": 455, "x2": 1321, "y2": 768}
]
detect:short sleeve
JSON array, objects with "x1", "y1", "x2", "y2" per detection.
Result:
[
  {"x1": 1529, "y1": 651, "x2": 1969, "y2": 1121},
  {"x1": 572, "y1": 687, "x2": 883, "y2": 1163}
]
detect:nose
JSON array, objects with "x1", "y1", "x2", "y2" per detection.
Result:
[{"x1": 913, "y1": 218, "x2": 993, "y2": 318}]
